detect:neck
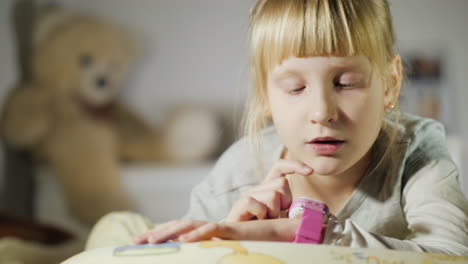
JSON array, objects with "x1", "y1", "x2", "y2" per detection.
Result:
[
  {"x1": 315, "y1": 151, "x2": 370, "y2": 193},
  {"x1": 284, "y1": 149, "x2": 371, "y2": 214}
]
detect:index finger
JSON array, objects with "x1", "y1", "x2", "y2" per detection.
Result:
[
  {"x1": 263, "y1": 159, "x2": 313, "y2": 182},
  {"x1": 180, "y1": 219, "x2": 297, "y2": 242}
]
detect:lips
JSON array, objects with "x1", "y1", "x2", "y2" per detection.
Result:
[
  {"x1": 308, "y1": 137, "x2": 344, "y2": 144},
  {"x1": 307, "y1": 137, "x2": 345, "y2": 155}
]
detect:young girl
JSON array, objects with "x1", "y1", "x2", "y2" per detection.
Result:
[{"x1": 87, "y1": 0, "x2": 468, "y2": 255}]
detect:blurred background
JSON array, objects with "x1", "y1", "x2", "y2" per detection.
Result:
[{"x1": 0, "y1": 0, "x2": 466, "y2": 262}]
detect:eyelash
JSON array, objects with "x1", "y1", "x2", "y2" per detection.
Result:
[
  {"x1": 335, "y1": 82, "x2": 355, "y2": 89},
  {"x1": 290, "y1": 86, "x2": 306, "y2": 93},
  {"x1": 289, "y1": 82, "x2": 355, "y2": 94}
]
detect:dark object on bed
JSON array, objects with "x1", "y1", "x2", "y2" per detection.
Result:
[{"x1": 0, "y1": 213, "x2": 74, "y2": 246}]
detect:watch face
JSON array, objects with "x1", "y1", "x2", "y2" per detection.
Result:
[
  {"x1": 288, "y1": 206, "x2": 305, "y2": 219},
  {"x1": 289, "y1": 197, "x2": 330, "y2": 219}
]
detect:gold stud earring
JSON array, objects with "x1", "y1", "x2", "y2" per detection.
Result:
[{"x1": 385, "y1": 104, "x2": 395, "y2": 114}]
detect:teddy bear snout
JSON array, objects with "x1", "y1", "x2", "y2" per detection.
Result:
[{"x1": 95, "y1": 76, "x2": 109, "y2": 89}]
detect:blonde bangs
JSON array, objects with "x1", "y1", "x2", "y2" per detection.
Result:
[
  {"x1": 251, "y1": 0, "x2": 394, "y2": 78},
  {"x1": 250, "y1": 0, "x2": 304, "y2": 79}
]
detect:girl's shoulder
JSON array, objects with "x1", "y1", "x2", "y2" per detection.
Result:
[
  {"x1": 393, "y1": 113, "x2": 450, "y2": 159},
  {"x1": 390, "y1": 112, "x2": 456, "y2": 182},
  {"x1": 395, "y1": 112, "x2": 446, "y2": 137}
]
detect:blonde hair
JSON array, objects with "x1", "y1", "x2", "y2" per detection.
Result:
[{"x1": 242, "y1": 0, "x2": 400, "y2": 177}]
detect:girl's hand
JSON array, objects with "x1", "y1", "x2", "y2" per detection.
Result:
[
  {"x1": 178, "y1": 218, "x2": 300, "y2": 243},
  {"x1": 133, "y1": 218, "x2": 300, "y2": 244},
  {"x1": 226, "y1": 159, "x2": 313, "y2": 222},
  {"x1": 133, "y1": 219, "x2": 208, "y2": 244}
]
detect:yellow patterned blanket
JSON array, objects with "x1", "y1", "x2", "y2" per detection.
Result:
[{"x1": 63, "y1": 240, "x2": 468, "y2": 264}]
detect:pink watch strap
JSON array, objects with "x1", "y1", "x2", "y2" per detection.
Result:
[
  {"x1": 294, "y1": 208, "x2": 324, "y2": 243},
  {"x1": 290, "y1": 197, "x2": 329, "y2": 244}
]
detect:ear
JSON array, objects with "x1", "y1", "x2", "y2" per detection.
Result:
[
  {"x1": 34, "y1": 9, "x2": 74, "y2": 48},
  {"x1": 384, "y1": 54, "x2": 403, "y2": 109},
  {"x1": 263, "y1": 101, "x2": 272, "y2": 118}
]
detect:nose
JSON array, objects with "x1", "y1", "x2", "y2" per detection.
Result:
[
  {"x1": 309, "y1": 88, "x2": 338, "y2": 125},
  {"x1": 95, "y1": 76, "x2": 108, "y2": 89}
]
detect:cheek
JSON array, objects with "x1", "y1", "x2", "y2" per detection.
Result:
[
  {"x1": 338, "y1": 89, "x2": 385, "y2": 145},
  {"x1": 268, "y1": 91, "x2": 304, "y2": 123},
  {"x1": 340, "y1": 84, "x2": 384, "y2": 118},
  {"x1": 268, "y1": 95, "x2": 308, "y2": 149}
]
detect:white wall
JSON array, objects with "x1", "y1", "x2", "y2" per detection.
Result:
[
  {"x1": 391, "y1": 0, "x2": 466, "y2": 133},
  {"x1": 0, "y1": 0, "x2": 16, "y2": 105},
  {"x1": 0, "y1": 0, "x2": 17, "y2": 197},
  {"x1": 463, "y1": 0, "x2": 468, "y2": 197},
  {"x1": 390, "y1": 0, "x2": 468, "y2": 194}
]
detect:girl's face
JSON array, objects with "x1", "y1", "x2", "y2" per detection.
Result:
[{"x1": 266, "y1": 55, "x2": 400, "y2": 176}]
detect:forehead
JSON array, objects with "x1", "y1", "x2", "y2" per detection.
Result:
[{"x1": 270, "y1": 55, "x2": 371, "y2": 77}]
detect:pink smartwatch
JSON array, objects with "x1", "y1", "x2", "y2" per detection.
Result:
[{"x1": 288, "y1": 197, "x2": 330, "y2": 244}]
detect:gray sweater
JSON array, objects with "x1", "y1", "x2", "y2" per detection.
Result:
[{"x1": 184, "y1": 113, "x2": 468, "y2": 255}]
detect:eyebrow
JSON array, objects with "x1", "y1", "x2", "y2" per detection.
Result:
[
  {"x1": 325, "y1": 61, "x2": 370, "y2": 72},
  {"x1": 270, "y1": 72, "x2": 309, "y2": 86},
  {"x1": 272, "y1": 63, "x2": 368, "y2": 81}
]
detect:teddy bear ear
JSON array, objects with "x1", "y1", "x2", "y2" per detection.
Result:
[{"x1": 34, "y1": 9, "x2": 74, "y2": 48}]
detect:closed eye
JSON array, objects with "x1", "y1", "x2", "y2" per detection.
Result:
[
  {"x1": 290, "y1": 86, "x2": 306, "y2": 93},
  {"x1": 335, "y1": 82, "x2": 356, "y2": 89}
]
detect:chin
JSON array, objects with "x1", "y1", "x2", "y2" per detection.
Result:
[
  {"x1": 304, "y1": 157, "x2": 344, "y2": 176},
  {"x1": 313, "y1": 167, "x2": 342, "y2": 176}
]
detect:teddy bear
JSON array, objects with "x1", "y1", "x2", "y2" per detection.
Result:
[{"x1": 1, "y1": 11, "x2": 222, "y2": 225}]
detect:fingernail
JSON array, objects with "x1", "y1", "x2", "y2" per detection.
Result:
[{"x1": 302, "y1": 166, "x2": 312, "y2": 173}]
